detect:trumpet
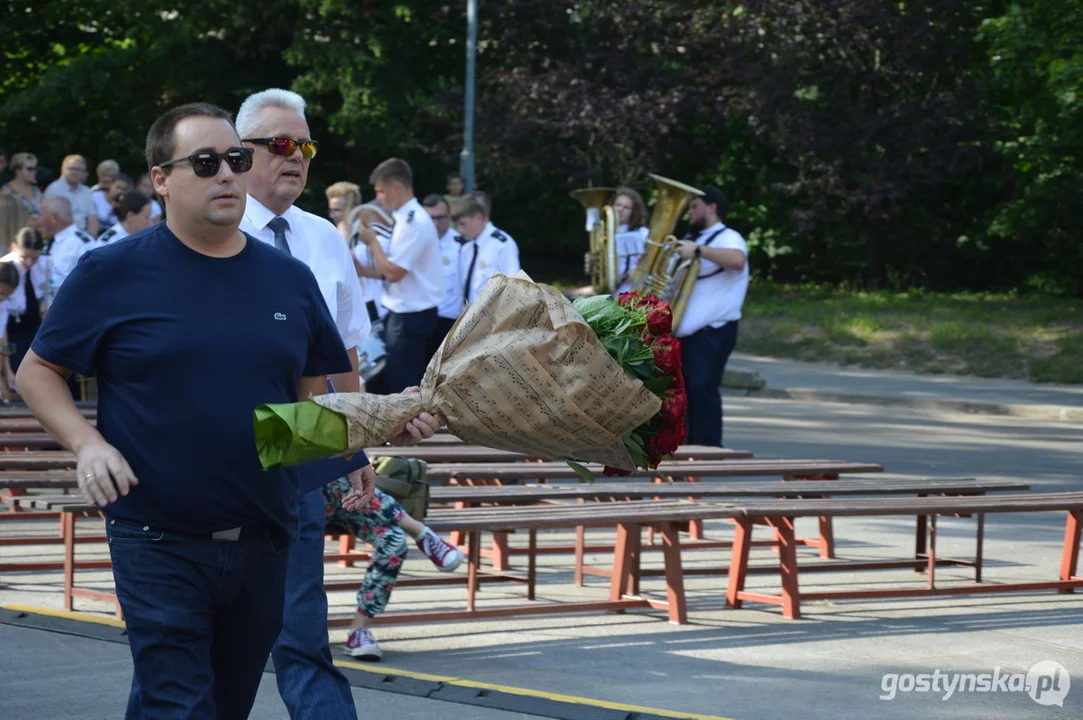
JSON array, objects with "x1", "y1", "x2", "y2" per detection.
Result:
[
  {"x1": 570, "y1": 187, "x2": 618, "y2": 294},
  {"x1": 630, "y1": 173, "x2": 704, "y2": 329}
]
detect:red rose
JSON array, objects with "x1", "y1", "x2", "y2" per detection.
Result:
[
  {"x1": 650, "y1": 422, "x2": 686, "y2": 457},
  {"x1": 646, "y1": 306, "x2": 672, "y2": 336},
  {"x1": 603, "y1": 465, "x2": 633, "y2": 477},
  {"x1": 616, "y1": 291, "x2": 638, "y2": 306},
  {"x1": 635, "y1": 293, "x2": 662, "y2": 309},
  {"x1": 661, "y1": 393, "x2": 687, "y2": 426},
  {"x1": 652, "y1": 337, "x2": 680, "y2": 376}
]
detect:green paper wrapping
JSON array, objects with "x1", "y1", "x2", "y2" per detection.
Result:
[{"x1": 253, "y1": 272, "x2": 662, "y2": 471}]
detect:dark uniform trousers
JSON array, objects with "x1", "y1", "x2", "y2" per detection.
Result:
[
  {"x1": 383, "y1": 307, "x2": 439, "y2": 392},
  {"x1": 679, "y1": 321, "x2": 740, "y2": 447}
]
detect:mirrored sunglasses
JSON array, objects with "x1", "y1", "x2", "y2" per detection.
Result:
[{"x1": 243, "y1": 137, "x2": 319, "y2": 160}]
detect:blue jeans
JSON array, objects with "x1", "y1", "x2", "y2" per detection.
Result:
[
  {"x1": 680, "y1": 321, "x2": 739, "y2": 447},
  {"x1": 271, "y1": 488, "x2": 358, "y2": 720},
  {"x1": 107, "y1": 516, "x2": 291, "y2": 720}
]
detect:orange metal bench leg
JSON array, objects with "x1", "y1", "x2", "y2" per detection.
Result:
[
  {"x1": 574, "y1": 499, "x2": 586, "y2": 586},
  {"x1": 490, "y1": 531, "x2": 511, "y2": 571},
  {"x1": 337, "y1": 534, "x2": 356, "y2": 567},
  {"x1": 449, "y1": 501, "x2": 468, "y2": 547},
  {"x1": 527, "y1": 529, "x2": 537, "y2": 601},
  {"x1": 686, "y1": 476, "x2": 704, "y2": 539},
  {"x1": 609, "y1": 523, "x2": 639, "y2": 605},
  {"x1": 726, "y1": 518, "x2": 753, "y2": 609},
  {"x1": 466, "y1": 531, "x2": 480, "y2": 611},
  {"x1": 62, "y1": 511, "x2": 75, "y2": 612},
  {"x1": 769, "y1": 517, "x2": 802, "y2": 619},
  {"x1": 817, "y1": 516, "x2": 835, "y2": 559},
  {"x1": 659, "y1": 522, "x2": 687, "y2": 624},
  {"x1": 1060, "y1": 510, "x2": 1081, "y2": 593}
]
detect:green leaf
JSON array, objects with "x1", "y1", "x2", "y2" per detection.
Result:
[{"x1": 566, "y1": 459, "x2": 596, "y2": 484}]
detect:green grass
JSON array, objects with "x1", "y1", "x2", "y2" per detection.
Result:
[{"x1": 738, "y1": 284, "x2": 1083, "y2": 384}]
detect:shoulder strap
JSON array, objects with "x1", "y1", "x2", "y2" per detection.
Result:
[{"x1": 695, "y1": 226, "x2": 729, "y2": 280}]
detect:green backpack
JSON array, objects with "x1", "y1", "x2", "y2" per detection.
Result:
[{"x1": 371, "y1": 455, "x2": 431, "y2": 520}]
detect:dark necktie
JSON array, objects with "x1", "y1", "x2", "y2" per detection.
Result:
[
  {"x1": 267, "y1": 216, "x2": 292, "y2": 256},
  {"x1": 24, "y1": 267, "x2": 38, "y2": 319},
  {"x1": 455, "y1": 236, "x2": 479, "y2": 304}
]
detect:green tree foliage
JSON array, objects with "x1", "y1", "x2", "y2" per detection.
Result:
[{"x1": 1, "y1": 1, "x2": 1080, "y2": 294}]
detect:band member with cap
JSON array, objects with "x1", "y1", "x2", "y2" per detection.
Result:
[
  {"x1": 672, "y1": 186, "x2": 748, "y2": 447},
  {"x1": 356, "y1": 158, "x2": 444, "y2": 391}
]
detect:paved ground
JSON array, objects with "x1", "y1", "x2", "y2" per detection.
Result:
[
  {"x1": 2, "y1": 367, "x2": 1082, "y2": 719},
  {"x1": 729, "y1": 353, "x2": 1083, "y2": 420}
]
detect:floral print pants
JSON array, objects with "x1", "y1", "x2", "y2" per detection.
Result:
[{"x1": 322, "y1": 478, "x2": 408, "y2": 618}]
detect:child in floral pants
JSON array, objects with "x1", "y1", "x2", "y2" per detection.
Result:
[{"x1": 322, "y1": 476, "x2": 463, "y2": 660}]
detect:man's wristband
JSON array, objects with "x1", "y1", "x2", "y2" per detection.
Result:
[{"x1": 693, "y1": 246, "x2": 702, "y2": 259}]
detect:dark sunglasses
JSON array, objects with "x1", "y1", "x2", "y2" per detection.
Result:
[
  {"x1": 159, "y1": 148, "x2": 254, "y2": 178},
  {"x1": 242, "y1": 137, "x2": 319, "y2": 160}
]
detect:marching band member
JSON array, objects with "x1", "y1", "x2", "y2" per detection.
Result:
[
  {"x1": 1, "y1": 227, "x2": 50, "y2": 380},
  {"x1": 672, "y1": 187, "x2": 748, "y2": 448},
  {"x1": 611, "y1": 185, "x2": 650, "y2": 293},
  {"x1": 449, "y1": 194, "x2": 520, "y2": 309},
  {"x1": 356, "y1": 158, "x2": 444, "y2": 392},
  {"x1": 422, "y1": 194, "x2": 461, "y2": 353},
  {"x1": 95, "y1": 191, "x2": 153, "y2": 248},
  {"x1": 38, "y1": 196, "x2": 95, "y2": 292}
]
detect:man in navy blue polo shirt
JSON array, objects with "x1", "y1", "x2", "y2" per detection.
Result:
[{"x1": 15, "y1": 103, "x2": 438, "y2": 720}]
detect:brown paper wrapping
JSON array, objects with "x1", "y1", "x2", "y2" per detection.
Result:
[{"x1": 313, "y1": 272, "x2": 662, "y2": 471}]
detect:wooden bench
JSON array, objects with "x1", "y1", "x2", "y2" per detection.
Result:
[{"x1": 726, "y1": 492, "x2": 1083, "y2": 619}]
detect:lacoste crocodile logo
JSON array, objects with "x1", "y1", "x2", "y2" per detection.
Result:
[{"x1": 274, "y1": 313, "x2": 287, "y2": 321}]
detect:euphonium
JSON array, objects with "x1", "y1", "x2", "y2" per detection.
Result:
[
  {"x1": 630, "y1": 173, "x2": 704, "y2": 329},
  {"x1": 570, "y1": 187, "x2": 618, "y2": 294}
]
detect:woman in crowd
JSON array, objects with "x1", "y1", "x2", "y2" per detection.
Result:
[
  {"x1": 610, "y1": 185, "x2": 650, "y2": 294},
  {"x1": 96, "y1": 191, "x2": 152, "y2": 247},
  {"x1": 322, "y1": 478, "x2": 463, "y2": 661},
  {"x1": 0, "y1": 153, "x2": 43, "y2": 227}
]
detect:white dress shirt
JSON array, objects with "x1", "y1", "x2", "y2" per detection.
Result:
[
  {"x1": 47, "y1": 224, "x2": 96, "y2": 292},
  {"x1": 0, "y1": 252, "x2": 51, "y2": 330},
  {"x1": 674, "y1": 221, "x2": 749, "y2": 338},
  {"x1": 91, "y1": 188, "x2": 116, "y2": 228},
  {"x1": 44, "y1": 180, "x2": 96, "y2": 232},
  {"x1": 437, "y1": 227, "x2": 464, "y2": 320},
  {"x1": 241, "y1": 196, "x2": 370, "y2": 351},
  {"x1": 381, "y1": 197, "x2": 444, "y2": 314}
]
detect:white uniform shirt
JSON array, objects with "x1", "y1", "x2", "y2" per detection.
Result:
[
  {"x1": 44, "y1": 180, "x2": 96, "y2": 232},
  {"x1": 674, "y1": 221, "x2": 749, "y2": 338},
  {"x1": 437, "y1": 227, "x2": 465, "y2": 320},
  {"x1": 47, "y1": 224, "x2": 96, "y2": 292},
  {"x1": 0, "y1": 252, "x2": 51, "y2": 330},
  {"x1": 149, "y1": 199, "x2": 163, "y2": 222},
  {"x1": 381, "y1": 197, "x2": 444, "y2": 314},
  {"x1": 95, "y1": 222, "x2": 129, "y2": 248},
  {"x1": 464, "y1": 222, "x2": 520, "y2": 306},
  {"x1": 351, "y1": 221, "x2": 393, "y2": 320},
  {"x1": 241, "y1": 196, "x2": 370, "y2": 351},
  {"x1": 615, "y1": 224, "x2": 649, "y2": 294}
]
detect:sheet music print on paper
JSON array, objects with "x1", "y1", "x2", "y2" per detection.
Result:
[{"x1": 313, "y1": 272, "x2": 661, "y2": 470}]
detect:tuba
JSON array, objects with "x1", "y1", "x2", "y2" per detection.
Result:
[
  {"x1": 570, "y1": 187, "x2": 618, "y2": 294},
  {"x1": 630, "y1": 174, "x2": 704, "y2": 329}
]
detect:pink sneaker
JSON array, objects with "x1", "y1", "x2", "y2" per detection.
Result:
[
  {"x1": 416, "y1": 529, "x2": 464, "y2": 572},
  {"x1": 343, "y1": 628, "x2": 382, "y2": 661}
]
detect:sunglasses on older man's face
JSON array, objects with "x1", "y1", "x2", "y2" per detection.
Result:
[
  {"x1": 159, "y1": 148, "x2": 254, "y2": 178},
  {"x1": 242, "y1": 137, "x2": 319, "y2": 160}
]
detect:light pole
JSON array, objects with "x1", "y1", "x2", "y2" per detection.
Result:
[{"x1": 460, "y1": 0, "x2": 477, "y2": 193}]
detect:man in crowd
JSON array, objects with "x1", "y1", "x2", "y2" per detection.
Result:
[
  {"x1": 673, "y1": 186, "x2": 748, "y2": 447},
  {"x1": 236, "y1": 87, "x2": 378, "y2": 720},
  {"x1": 19, "y1": 101, "x2": 440, "y2": 720},
  {"x1": 355, "y1": 158, "x2": 444, "y2": 391},
  {"x1": 38, "y1": 195, "x2": 94, "y2": 291},
  {"x1": 423, "y1": 194, "x2": 460, "y2": 349},
  {"x1": 44, "y1": 154, "x2": 97, "y2": 236}
]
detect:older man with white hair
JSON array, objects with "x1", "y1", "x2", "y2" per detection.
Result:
[{"x1": 236, "y1": 87, "x2": 371, "y2": 720}]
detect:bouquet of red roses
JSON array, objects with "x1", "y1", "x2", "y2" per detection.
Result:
[{"x1": 569, "y1": 291, "x2": 688, "y2": 478}]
